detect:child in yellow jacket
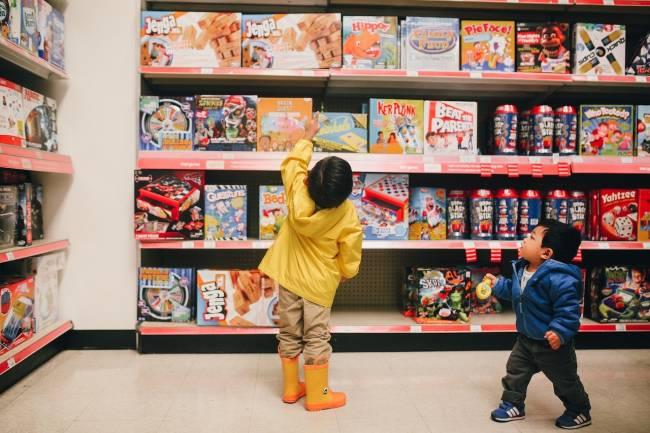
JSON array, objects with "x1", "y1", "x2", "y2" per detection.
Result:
[{"x1": 259, "y1": 115, "x2": 363, "y2": 411}]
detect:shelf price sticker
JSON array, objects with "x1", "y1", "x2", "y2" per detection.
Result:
[
  {"x1": 7, "y1": 357, "x2": 16, "y2": 369},
  {"x1": 21, "y1": 158, "x2": 32, "y2": 169},
  {"x1": 4, "y1": 252, "x2": 15, "y2": 261},
  {"x1": 203, "y1": 241, "x2": 216, "y2": 249},
  {"x1": 616, "y1": 324, "x2": 625, "y2": 332},
  {"x1": 643, "y1": 243, "x2": 650, "y2": 250},
  {"x1": 424, "y1": 163, "x2": 442, "y2": 173},
  {"x1": 470, "y1": 324, "x2": 481, "y2": 332},
  {"x1": 597, "y1": 242, "x2": 610, "y2": 250},
  {"x1": 252, "y1": 241, "x2": 269, "y2": 249},
  {"x1": 206, "y1": 160, "x2": 225, "y2": 170},
  {"x1": 621, "y1": 157, "x2": 633, "y2": 164},
  {"x1": 200, "y1": 68, "x2": 213, "y2": 75},
  {"x1": 469, "y1": 71, "x2": 482, "y2": 79},
  {"x1": 636, "y1": 76, "x2": 648, "y2": 83},
  {"x1": 181, "y1": 241, "x2": 194, "y2": 249}
]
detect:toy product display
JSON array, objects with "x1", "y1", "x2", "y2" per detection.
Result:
[
  {"x1": 569, "y1": 190, "x2": 588, "y2": 239},
  {"x1": 342, "y1": 16, "x2": 397, "y2": 69},
  {"x1": 259, "y1": 186, "x2": 287, "y2": 240},
  {"x1": 516, "y1": 22, "x2": 570, "y2": 73},
  {"x1": 517, "y1": 110, "x2": 531, "y2": 155},
  {"x1": 369, "y1": 98, "x2": 424, "y2": 154},
  {"x1": 313, "y1": 112, "x2": 368, "y2": 153},
  {"x1": 402, "y1": 266, "x2": 419, "y2": 317},
  {"x1": 627, "y1": 32, "x2": 650, "y2": 76},
  {"x1": 31, "y1": 183, "x2": 43, "y2": 241},
  {"x1": 205, "y1": 185, "x2": 247, "y2": 241},
  {"x1": 138, "y1": 268, "x2": 194, "y2": 322},
  {"x1": 470, "y1": 189, "x2": 494, "y2": 240},
  {"x1": 495, "y1": 189, "x2": 518, "y2": 241},
  {"x1": 638, "y1": 189, "x2": 650, "y2": 242},
  {"x1": 351, "y1": 173, "x2": 409, "y2": 240},
  {"x1": 424, "y1": 101, "x2": 477, "y2": 155},
  {"x1": 196, "y1": 269, "x2": 280, "y2": 327},
  {"x1": 589, "y1": 189, "x2": 638, "y2": 241},
  {"x1": 590, "y1": 266, "x2": 649, "y2": 322},
  {"x1": 33, "y1": 251, "x2": 64, "y2": 332},
  {"x1": 257, "y1": 97, "x2": 312, "y2": 152},
  {"x1": 573, "y1": 23, "x2": 626, "y2": 76},
  {"x1": 0, "y1": 185, "x2": 17, "y2": 249},
  {"x1": 447, "y1": 190, "x2": 468, "y2": 240},
  {"x1": 461, "y1": 20, "x2": 515, "y2": 72},
  {"x1": 141, "y1": 12, "x2": 241, "y2": 68},
  {"x1": 401, "y1": 17, "x2": 459, "y2": 71},
  {"x1": 36, "y1": 0, "x2": 50, "y2": 61},
  {"x1": 518, "y1": 190, "x2": 542, "y2": 239},
  {"x1": 492, "y1": 104, "x2": 518, "y2": 155},
  {"x1": 529, "y1": 105, "x2": 554, "y2": 156},
  {"x1": 0, "y1": 276, "x2": 34, "y2": 354},
  {"x1": 579, "y1": 105, "x2": 634, "y2": 156},
  {"x1": 544, "y1": 189, "x2": 569, "y2": 224},
  {"x1": 49, "y1": 7, "x2": 64, "y2": 70},
  {"x1": 412, "y1": 267, "x2": 471, "y2": 324},
  {"x1": 469, "y1": 267, "x2": 503, "y2": 314},
  {"x1": 554, "y1": 105, "x2": 578, "y2": 155},
  {"x1": 243, "y1": 14, "x2": 341, "y2": 69},
  {"x1": 20, "y1": 0, "x2": 37, "y2": 54},
  {"x1": 134, "y1": 170, "x2": 205, "y2": 240},
  {"x1": 140, "y1": 96, "x2": 194, "y2": 151},
  {"x1": 0, "y1": 0, "x2": 21, "y2": 45},
  {"x1": 637, "y1": 105, "x2": 650, "y2": 157},
  {"x1": 22, "y1": 87, "x2": 57, "y2": 152},
  {"x1": 195, "y1": 95, "x2": 257, "y2": 151},
  {"x1": 408, "y1": 187, "x2": 446, "y2": 240},
  {"x1": 15, "y1": 182, "x2": 31, "y2": 247},
  {"x1": 0, "y1": 78, "x2": 24, "y2": 147}
]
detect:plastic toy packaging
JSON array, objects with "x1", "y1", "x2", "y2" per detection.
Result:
[
  {"x1": 589, "y1": 266, "x2": 649, "y2": 323},
  {"x1": 412, "y1": 267, "x2": 472, "y2": 324},
  {"x1": 470, "y1": 268, "x2": 503, "y2": 315}
]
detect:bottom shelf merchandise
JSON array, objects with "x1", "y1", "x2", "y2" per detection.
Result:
[{"x1": 587, "y1": 265, "x2": 650, "y2": 323}]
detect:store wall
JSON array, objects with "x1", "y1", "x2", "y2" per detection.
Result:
[{"x1": 46, "y1": 0, "x2": 139, "y2": 329}]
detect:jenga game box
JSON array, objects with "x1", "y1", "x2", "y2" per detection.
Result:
[
  {"x1": 573, "y1": 23, "x2": 626, "y2": 76},
  {"x1": 313, "y1": 112, "x2": 368, "y2": 153},
  {"x1": 589, "y1": 189, "x2": 638, "y2": 241},
  {"x1": 637, "y1": 105, "x2": 650, "y2": 157},
  {"x1": 424, "y1": 101, "x2": 477, "y2": 155},
  {"x1": 516, "y1": 22, "x2": 570, "y2": 73},
  {"x1": 413, "y1": 267, "x2": 471, "y2": 324},
  {"x1": 369, "y1": 99, "x2": 424, "y2": 154},
  {"x1": 0, "y1": 78, "x2": 25, "y2": 147},
  {"x1": 257, "y1": 98, "x2": 312, "y2": 152},
  {"x1": 242, "y1": 14, "x2": 342, "y2": 69},
  {"x1": 140, "y1": 12, "x2": 241, "y2": 68},
  {"x1": 627, "y1": 32, "x2": 650, "y2": 75},
  {"x1": 461, "y1": 20, "x2": 515, "y2": 72},
  {"x1": 638, "y1": 189, "x2": 650, "y2": 242},
  {"x1": 196, "y1": 269, "x2": 280, "y2": 327},
  {"x1": 409, "y1": 187, "x2": 446, "y2": 240},
  {"x1": 342, "y1": 16, "x2": 398, "y2": 69},
  {"x1": 0, "y1": 276, "x2": 35, "y2": 355},
  {"x1": 579, "y1": 105, "x2": 634, "y2": 156}
]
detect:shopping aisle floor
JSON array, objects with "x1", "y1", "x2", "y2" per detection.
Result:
[{"x1": 0, "y1": 349, "x2": 647, "y2": 433}]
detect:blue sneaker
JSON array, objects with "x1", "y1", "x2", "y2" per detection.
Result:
[
  {"x1": 491, "y1": 401, "x2": 525, "y2": 422},
  {"x1": 555, "y1": 410, "x2": 592, "y2": 429}
]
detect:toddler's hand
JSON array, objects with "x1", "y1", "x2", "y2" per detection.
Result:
[
  {"x1": 545, "y1": 330, "x2": 562, "y2": 350},
  {"x1": 304, "y1": 112, "x2": 320, "y2": 141},
  {"x1": 484, "y1": 273, "x2": 498, "y2": 286}
]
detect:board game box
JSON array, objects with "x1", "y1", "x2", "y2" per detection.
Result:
[
  {"x1": 31, "y1": 183, "x2": 43, "y2": 241},
  {"x1": 20, "y1": 0, "x2": 37, "y2": 54},
  {"x1": 0, "y1": 186, "x2": 17, "y2": 249},
  {"x1": 205, "y1": 185, "x2": 247, "y2": 241},
  {"x1": 461, "y1": 20, "x2": 515, "y2": 72},
  {"x1": 424, "y1": 101, "x2": 477, "y2": 155},
  {"x1": 402, "y1": 17, "x2": 459, "y2": 71},
  {"x1": 590, "y1": 266, "x2": 649, "y2": 322},
  {"x1": 22, "y1": 87, "x2": 57, "y2": 152},
  {"x1": 194, "y1": 95, "x2": 257, "y2": 151},
  {"x1": 15, "y1": 182, "x2": 31, "y2": 247},
  {"x1": 0, "y1": 78, "x2": 24, "y2": 147},
  {"x1": 369, "y1": 98, "x2": 424, "y2": 154},
  {"x1": 138, "y1": 267, "x2": 194, "y2": 322},
  {"x1": 516, "y1": 22, "x2": 570, "y2": 73},
  {"x1": 33, "y1": 251, "x2": 64, "y2": 332},
  {"x1": 589, "y1": 189, "x2": 638, "y2": 241},
  {"x1": 0, "y1": 0, "x2": 21, "y2": 45},
  {"x1": 638, "y1": 189, "x2": 650, "y2": 242},
  {"x1": 313, "y1": 112, "x2": 367, "y2": 153},
  {"x1": 242, "y1": 14, "x2": 341, "y2": 69},
  {"x1": 36, "y1": 0, "x2": 50, "y2": 61},
  {"x1": 412, "y1": 267, "x2": 471, "y2": 324},
  {"x1": 342, "y1": 16, "x2": 398, "y2": 69},
  {"x1": 351, "y1": 173, "x2": 409, "y2": 240},
  {"x1": 196, "y1": 269, "x2": 280, "y2": 327},
  {"x1": 140, "y1": 96, "x2": 194, "y2": 151},
  {"x1": 49, "y1": 7, "x2": 64, "y2": 70},
  {"x1": 637, "y1": 105, "x2": 650, "y2": 157},
  {"x1": 628, "y1": 32, "x2": 650, "y2": 75},
  {"x1": 409, "y1": 187, "x2": 446, "y2": 240},
  {"x1": 257, "y1": 97, "x2": 312, "y2": 152},
  {"x1": 579, "y1": 105, "x2": 634, "y2": 156},
  {"x1": 259, "y1": 186, "x2": 287, "y2": 240},
  {"x1": 0, "y1": 276, "x2": 34, "y2": 354},
  {"x1": 134, "y1": 170, "x2": 205, "y2": 240},
  {"x1": 141, "y1": 12, "x2": 241, "y2": 68},
  {"x1": 573, "y1": 23, "x2": 626, "y2": 76}
]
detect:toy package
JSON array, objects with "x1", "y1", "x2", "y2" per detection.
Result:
[
  {"x1": 15, "y1": 182, "x2": 31, "y2": 247},
  {"x1": 20, "y1": 0, "x2": 37, "y2": 54},
  {"x1": 351, "y1": 173, "x2": 409, "y2": 240},
  {"x1": 412, "y1": 267, "x2": 471, "y2": 324},
  {"x1": 637, "y1": 105, "x2": 650, "y2": 157},
  {"x1": 242, "y1": 14, "x2": 341, "y2": 69},
  {"x1": 259, "y1": 186, "x2": 287, "y2": 240},
  {"x1": 0, "y1": 276, "x2": 34, "y2": 354},
  {"x1": 205, "y1": 185, "x2": 247, "y2": 241},
  {"x1": 573, "y1": 23, "x2": 626, "y2": 76},
  {"x1": 402, "y1": 17, "x2": 459, "y2": 71},
  {"x1": 638, "y1": 189, "x2": 650, "y2": 242},
  {"x1": 139, "y1": 96, "x2": 194, "y2": 151},
  {"x1": 402, "y1": 267, "x2": 419, "y2": 317},
  {"x1": 32, "y1": 251, "x2": 64, "y2": 332},
  {"x1": 141, "y1": 12, "x2": 241, "y2": 68},
  {"x1": 0, "y1": 186, "x2": 17, "y2": 249},
  {"x1": 579, "y1": 105, "x2": 634, "y2": 156},
  {"x1": 36, "y1": 0, "x2": 50, "y2": 61},
  {"x1": 408, "y1": 187, "x2": 446, "y2": 240},
  {"x1": 134, "y1": 170, "x2": 205, "y2": 240},
  {"x1": 516, "y1": 22, "x2": 570, "y2": 73},
  {"x1": 194, "y1": 95, "x2": 257, "y2": 151},
  {"x1": 49, "y1": 7, "x2": 64, "y2": 70},
  {"x1": 31, "y1": 183, "x2": 43, "y2": 241},
  {"x1": 590, "y1": 266, "x2": 649, "y2": 322},
  {"x1": 342, "y1": 16, "x2": 398, "y2": 69},
  {"x1": 628, "y1": 33, "x2": 650, "y2": 75},
  {"x1": 424, "y1": 101, "x2": 477, "y2": 155},
  {"x1": 369, "y1": 98, "x2": 424, "y2": 154},
  {"x1": 137, "y1": 267, "x2": 194, "y2": 322},
  {"x1": 469, "y1": 266, "x2": 503, "y2": 314},
  {"x1": 196, "y1": 269, "x2": 280, "y2": 327},
  {"x1": 257, "y1": 97, "x2": 312, "y2": 152},
  {"x1": 460, "y1": 20, "x2": 515, "y2": 72},
  {"x1": 0, "y1": 78, "x2": 25, "y2": 147},
  {"x1": 22, "y1": 88, "x2": 57, "y2": 152},
  {"x1": 0, "y1": 0, "x2": 21, "y2": 45},
  {"x1": 589, "y1": 189, "x2": 638, "y2": 241},
  {"x1": 313, "y1": 112, "x2": 368, "y2": 153}
]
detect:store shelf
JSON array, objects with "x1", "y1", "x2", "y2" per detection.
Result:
[
  {"x1": 0, "y1": 240, "x2": 70, "y2": 264},
  {"x1": 573, "y1": 0, "x2": 650, "y2": 7},
  {"x1": 0, "y1": 37, "x2": 67, "y2": 80},
  {"x1": 0, "y1": 144, "x2": 74, "y2": 174},
  {"x1": 570, "y1": 156, "x2": 650, "y2": 175},
  {"x1": 0, "y1": 321, "x2": 73, "y2": 376},
  {"x1": 329, "y1": 0, "x2": 571, "y2": 9}
]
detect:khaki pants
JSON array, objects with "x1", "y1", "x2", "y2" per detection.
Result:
[{"x1": 277, "y1": 286, "x2": 332, "y2": 365}]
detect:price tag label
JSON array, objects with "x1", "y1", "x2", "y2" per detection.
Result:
[
  {"x1": 5, "y1": 252, "x2": 15, "y2": 261},
  {"x1": 636, "y1": 76, "x2": 647, "y2": 83},
  {"x1": 463, "y1": 241, "x2": 476, "y2": 249},
  {"x1": 616, "y1": 324, "x2": 625, "y2": 332},
  {"x1": 479, "y1": 155, "x2": 492, "y2": 163},
  {"x1": 643, "y1": 243, "x2": 650, "y2": 250},
  {"x1": 203, "y1": 241, "x2": 216, "y2": 249},
  {"x1": 621, "y1": 157, "x2": 633, "y2": 164},
  {"x1": 424, "y1": 163, "x2": 442, "y2": 173},
  {"x1": 7, "y1": 357, "x2": 16, "y2": 369},
  {"x1": 206, "y1": 160, "x2": 225, "y2": 170},
  {"x1": 252, "y1": 241, "x2": 268, "y2": 249},
  {"x1": 181, "y1": 241, "x2": 194, "y2": 249},
  {"x1": 603, "y1": 0, "x2": 615, "y2": 5},
  {"x1": 200, "y1": 68, "x2": 213, "y2": 75},
  {"x1": 469, "y1": 71, "x2": 482, "y2": 79},
  {"x1": 21, "y1": 159, "x2": 32, "y2": 169},
  {"x1": 221, "y1": 153, "x2": 235, "y2": 160},
  {"x1": 460, "y1": 155, "x2": 477, "y2": 163},
  {"x1": 597, "y1": 242, "x2": 610, "y2": 250},
  {"x1": 572, "y1": 155, "x2": 583, "y2": 163},
  {"x1": 528, "y1": 156, "x2": 541, "y2": 164},
  {"x1": 488, "y1": 241, "x2": 502, "y2": 249},
  {"x1": 410, "y1": 325, "x2": 422, "y2": 333},
  {"x1": 301, "y1": 70, "x2": 315, "y2": 77},
  {"x1": 470, "y1": 325, "x2": 482, "y2": 332},
  {"x1": 406, "y1": 70, "x2": 417, "y2": 77},
  {"x1": 586, "y1": 75, "x2": 598, "y2": 82}
]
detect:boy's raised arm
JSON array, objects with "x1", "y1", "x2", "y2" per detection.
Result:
[{"x1": 337, "y1": 221, "x2": 363, "y2": 280}]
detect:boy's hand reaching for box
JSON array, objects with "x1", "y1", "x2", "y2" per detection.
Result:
[{"x1": 304, "y1": 112, "x2": 321, "y2": 141}]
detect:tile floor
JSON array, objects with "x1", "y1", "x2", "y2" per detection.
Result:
[{"x1": 0, "y1": 349, "x2": 648, "y2": 433}]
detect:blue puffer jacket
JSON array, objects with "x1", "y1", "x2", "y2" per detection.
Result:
[{"x1": 494, "y1": 259, "x2": 582, "y2": 344}]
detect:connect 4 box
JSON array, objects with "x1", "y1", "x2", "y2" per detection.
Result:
[
  {"x1": 351, "y1": 173, "x2": 409, "y2": 240},
  {"x1": 574, "y1": 23, "x2": 626, "y2": 76},
  {"x1": 342, "y1": 16, "x2": 398, "y2": 69}
]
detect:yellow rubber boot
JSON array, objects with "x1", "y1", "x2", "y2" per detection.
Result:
[
  {"x1": 280, "y1": 356, "x2": 306, "y2": 404},
  {"x1": 304, "y1": 363, "x2": 346, "y2": 411}
]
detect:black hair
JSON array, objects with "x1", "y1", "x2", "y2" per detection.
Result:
[
  {"x1": 307, "y1": 156, "x2": 353, "y2": 209},
  {"x1": 536, "y1": 219, "x2": 582, "y2": 264}
]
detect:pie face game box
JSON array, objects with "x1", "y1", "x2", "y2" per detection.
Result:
[
  {"x1": 573, "y1": 23, "x2": 626, "y2": 76},
  {"x1": 369, "y1": 99, "x2": 424, "y2": 154},
  {"x1": 313, "y1": 112, "x2": 368, "y2": 153},
  {"x1": 257, "y1": 98, "x2": 312, "y2": 152},
  {"x1": 351, "y1": 173, "x2": 409, "y2": 240},
  {"x1": 579, "y1": 105, "x2": 634, "y2": 156},
  {"x1": 424, "y1": 101, "x2": 478, "y2": 155},
  {"x1": 401, "y1": 17, "x2": 459, "y2": 71},
  {"x1": 461, "y1": 20, "x2": 515, "y2": 72},
  {"x1": 342, "y1": 16, "x2": 398, "y2": 69},
  {"x1": 194, "y1": 95, "x2": 257, "y2": 151},
  {"x1": 242, "y1": 14, "x2": 342, "y2": 69},
  {"x1": 516, "y1": 22, "x2": 570, "y2": 73}
]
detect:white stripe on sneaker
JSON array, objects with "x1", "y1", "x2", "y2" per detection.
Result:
[
  {"x1": 578, "y1": 414, "x2": 586, "y2": 423},
  {"x1": 512, "y1": 407, "x2": 519, "y2": 416},
  {"x1": 507, "y1": 409, "x2": 514, "y2": 417}
]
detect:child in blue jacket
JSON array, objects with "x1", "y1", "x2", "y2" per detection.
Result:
[{"x1": 486, "y1": 220, "x2": 591, "y2": 430}]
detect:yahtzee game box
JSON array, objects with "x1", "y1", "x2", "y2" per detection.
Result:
[
  {"x1": 579, "y1": 105, "x2": 634, "y2": 156},
  {"x1": 424, "y1": 101, "x2": 477, "y2": 155},
  {"x1": 257, "y1": 98, "x2": 312, "y2": 152},
  {"x1": 342, "y1": 16, "x2": 398, "y2": 69},
  {"x1": 461, "y1": 20, "x2": 515, "y2": 72},
  {"x1": 205, "y1": 185, "x2": 247, "y2": 241},
  {"x1": 574, "y1": 23, "x2": 626, "y2": 76},
  {"x1": 351, "y1": 173, "x2": 409, "y2": 240},
  {"x1": 369, "y1": 99, "x2": 424, "y2": 154},
  {"x1": 259, "y1": 186, "x2": 287, "y2": 240},
  {"x1": 194, "y1": 95, "x2": 257, "y2": 151},
  {"x1": 140, "y1": 96, "x2": 194, "y2": 151},
  {"x1": 313, "y1": 112, "x2": 368, "y2": 153}
]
